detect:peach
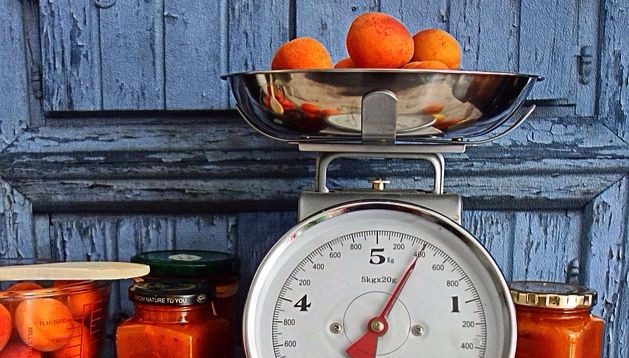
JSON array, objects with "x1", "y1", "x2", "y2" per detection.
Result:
[
  {"x1": 49, "y1": 322, "x2": 91, "y2": 358},
  {"x1": 6, "y1": 283, "x2": 42, "y2": 292},
  {"x1": 14, "y1": 299, "x2": 74, "y2": 352},
  {"x1": 411, "y1": 29, "x2": 462, "y2": 69},
  {"x1": 0, "y1": 341, "x2": 42, "y2": 358},
  {"x1": 0, "y1": 304, "x2": 11, "y2": 351},
  {"x1": 271, "y1": 37, "x2": 333, "y2": 70},
  {"x1": 334, "y1": 57, "x2": 355, "y2": 68},
  {"x1": 346, "y1": 12, "x2": 413, "y2": 68},
  {"x1": 402, "y1": 60, "x2": 449, "y2": 70}
]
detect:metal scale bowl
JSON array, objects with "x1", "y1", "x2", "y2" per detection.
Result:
[{"x1": 223, "y1": 69, "x2": 540, "y2": 358}]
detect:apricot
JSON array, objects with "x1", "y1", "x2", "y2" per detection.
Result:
[
  {"x1": 0, "y1": 304, "x2": 11, "y2": 351},
  {"x1": 52, "y1": 282, "x2": 103, "y2": 322},
  {"x1": 346, "y1": 12, "x2": 413, "y2": 68},
  {"x1": 411, "y1": 29, "x2": 461, "y2": 69},
  {"x1": 421, "y1": 103, "x2": 445, "y2": 114},
  {"x1": 271, "y1": 37, "x2": 333, "y2": 70},
  {"x1": 14, "y1": 298, "x2": 74, "y2": 352},
  {"x1": 49, "y1": 322, "x2": 91, "y2": 358},
  {"x1": 5, "y1": 283, "x2": 42, "y2": 292},
  {"x1": 434, "y1": 115, "x2": 465, "y2": 130},
  {"x1": 402, "y1": 60, "x2": 449, "y2": 70},
  {"x1": 334, "y1": 57, "x2": 355, "y2": 68},
  {"x1": 0, "y1": 341, "x2": 42, "y2": 358}
]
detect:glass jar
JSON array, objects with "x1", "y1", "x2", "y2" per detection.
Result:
[
  {"x1": 116, "y1": 280, "x2": 229, "y2": 358},
  {"x1": 130, "y1": 250, "x2": 240, "y2": 353},
  {"x1": 0, "y1": 259, "x2": 110, "y2": 358},
  {"x1": 510, "y1": 281, "x2": 604, "y2": 358}
]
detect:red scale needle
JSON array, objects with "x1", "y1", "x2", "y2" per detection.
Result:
[{"x1": 345, "y1": 243, "x2": 428, "y2": 358}]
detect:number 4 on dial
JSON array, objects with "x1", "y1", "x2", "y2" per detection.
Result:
[{"x1": 294, "y1": 294, "x2": 311, "y2": 312}]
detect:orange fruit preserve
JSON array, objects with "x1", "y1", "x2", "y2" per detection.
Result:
[
  {"x1": 510, "y1": 281, "x2": 604, "y2": 358},
  {"x1": 116, "y1": 280, "x2": 229, "y2": 358}
]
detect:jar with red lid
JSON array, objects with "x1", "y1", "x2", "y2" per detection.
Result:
[
  {"x1": 130, "y1": 250, "x2": 240, "y2": 354},
  {"x1": 116, "y1": 280, "x2": 229, "y2": 358},
  {"x1": 510, "y1": 281, "x2": 604, "y2": 358}
]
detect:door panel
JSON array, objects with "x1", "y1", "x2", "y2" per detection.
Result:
[
  {"x1": 519, "y1": 0, "x2": 578, "y2": 101},
  {"x1": 39, "y1": 0, "x2": 101, "y2": 112},
  {"x1": 99, "y1": 0, "x2": 165, "y2": 110}
]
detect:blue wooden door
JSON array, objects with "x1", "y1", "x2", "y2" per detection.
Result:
[{"x1": 1, "y1": 1, "x2": 627, "y2": 356}]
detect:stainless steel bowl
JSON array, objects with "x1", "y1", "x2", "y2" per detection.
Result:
[{"x1": 222, "y1": 69, "x2": 539, "y2": 143}]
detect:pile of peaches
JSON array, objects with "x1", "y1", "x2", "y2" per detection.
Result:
[
  {"x1": 263, "y1": 12, "x2": 463, "y2": 132},
  {"x1": 271, "y1": 12, "x2": 462, "y2": 71},
  {"x1": 0, "y1": 281, "x2": 109, "y2": 358}
]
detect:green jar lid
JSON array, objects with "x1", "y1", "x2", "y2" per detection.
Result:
[{"x1": 130, "y1": 250, "x2": 240, "y2": 277}]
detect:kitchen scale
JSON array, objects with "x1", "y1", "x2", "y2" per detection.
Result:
[{"x1": 223, "y1": 69, "x2": 540, "y2": 357}]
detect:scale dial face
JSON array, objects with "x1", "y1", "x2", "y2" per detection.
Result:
[{"x1": 244, "y1": 201, "x2": 515, "y2": 358}]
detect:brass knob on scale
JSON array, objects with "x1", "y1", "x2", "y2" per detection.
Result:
[{"x1": 369, "y1": 178, "x2": 390, "y2": 191}]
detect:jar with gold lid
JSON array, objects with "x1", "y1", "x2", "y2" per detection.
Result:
[{"x1": 510, "y1": 281, "x2": 604, "y2": 358}]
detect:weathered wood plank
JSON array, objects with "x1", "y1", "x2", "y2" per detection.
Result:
[
  {"x1": 21, "y1": 0, "x2": 45, "y2": 126},
  {"x1": 296, "y1": 1, "x2": 379, "y2": 64},
  {"x1": 0, "y1": 180, "x2": 34, "y2": 258},
  {"x1": 0, "y1": 0, "x2": 28, "y2": 149},
  {"x1": 599, "y1": 0, "x2": 629, "y2": 141},
  {"x1": 99, "y1": 0, "x2": 165, "y2": 110},
  {"x1": 174, "y1": 216, "x2": 237, "y2": 253},
  {"x1": 0, "y1": 114, "x2": 626, "y2": 210},
  {"x1": 575, "y1": 0, "x2": 600, "y2": 117},
  {"x1": 34, "y1": 214, "x2": 51, "y2": 260},
  {"x1": 227, "y1": 0, "x2": 290, "y2": 106},
  {"x1": 519, "y1": 0, "x2": 577, "y2": 101},
  {"x1": 463, "y1": 211, "x2": 514, "y2": 280},
  {"x1": 582, "y1": 176, "x2": 628, "y2": 358},
  {"x1": 1, "y1": 116, "x2": 626, "y2": 171},
  {"x1": 39, "y1": 0, "x2": 101, "y2": 111},
  {"x1": 164, "y1": 0, "x2": 228, "y2": 109},
  {"x1": 449, "y1": 0, "x2": 519, "y2": 71},
  {"x1": 6, "y1": 171, "x2": 623, "y2": 213},
  {"x1": 381, "y1": 0, "x2": 448, "y2": 33},
  {"x1": 511, "y1": 211, "x2": 582, "y2": 281}
]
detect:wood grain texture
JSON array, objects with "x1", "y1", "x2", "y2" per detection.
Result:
[
  {"x1": 0, "y1": 115, "x2": 626, "y2": 210},
  {"x1": 39, "y1": 0, "x2": 101, "y2": 112},
  {"x1": 512, "y1": 210, "x2": 582, "y2": 282},
  {"x1": 227, "y1": 0, "x2": 290, "y2": 104},
  {"x1": 449, "y1": 0, "x2": 519, "y2": 72},
  {"x1": 519, "y1": 0, "x2": 577, "y2": 101},
  {"x1": 381, "y1": 0, "x2": 448, "y2": 33},
  {"x1": 462, "y1": 211, "x2": 514, "y2": 280},
  {"x1": 164, "y1": 0, "x2": 228, "y2": 109},
  {"x1": 575, "y1": 0, "x2": 600, "y2": 116},
  {"x1": 599, "y1": 0, "x2": 629, "y2": 141},
  {"x1": 582, "y1": 176, "x2": 628, "y2": 358},
  {"x1": 99, "y1": 0, "x2": 165, "y2": 110},
  {"x1": 0, "y1": 180, "x2": 34, "y2": 258},
  {"x1": 0, "y1": 0, "x2": 29, "y2": 150},
  {"x1": 295, "y1": 0, "x2": 379, "y2": 64}
]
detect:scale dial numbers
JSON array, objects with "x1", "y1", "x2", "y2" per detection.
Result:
[
  {"x1": 244, "y1": 204, "x2": 515, "y2": 358},
  {"x1": 272, "y1": 231, "x2": 487, "y2": 357}
]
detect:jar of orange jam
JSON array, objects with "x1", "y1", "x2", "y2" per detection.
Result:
[
  {"x1": 510, "y1": 281, "x2": 604, "y2": 358},
  {"x1": 116, "y1": 280, "x2": 229, "y2": 358}
]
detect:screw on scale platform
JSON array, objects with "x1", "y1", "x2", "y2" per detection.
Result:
[{"x1": 370, "y1": 178, "x2": 390, "y2": 191}]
